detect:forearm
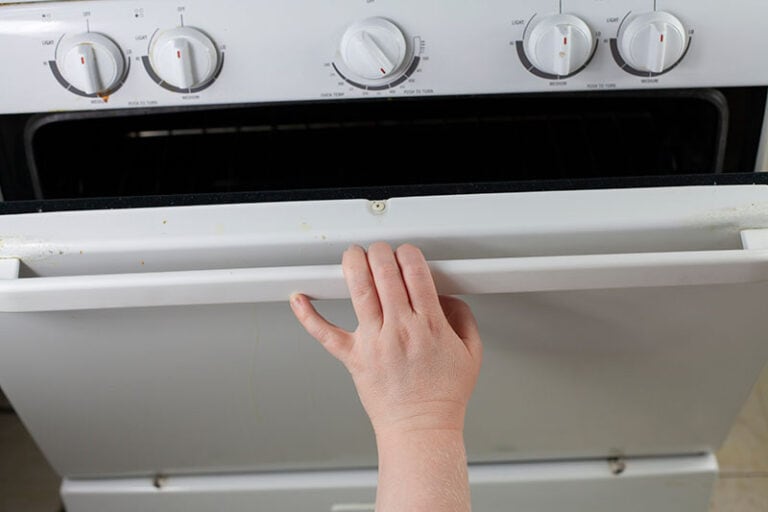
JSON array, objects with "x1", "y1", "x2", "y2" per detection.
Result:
[
  {"x1": 374, "y1": 429, "x2": 471, "y2": 512},
  {"x1": 291, "y1": 244, "x2": 481, "y2": 511}
]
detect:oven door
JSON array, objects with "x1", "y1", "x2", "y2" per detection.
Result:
[{"x1": 1, "y1": 185, "x2": 767, "y2": 510}]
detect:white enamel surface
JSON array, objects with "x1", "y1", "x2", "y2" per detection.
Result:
[
  {"x1": 149, "y1": 27, "x2": 218, "y2": 90},
  {"x1": 619, "y1": 12, "x2": 688, "y2": 73},
  {"x1": 339, "y1": 17, "x2": 407, "y2": 81},
  {"x1": 61, "y1": 455, "x2": 717, "y2": 512},
  {"x1": 57, "y1": 32, "x2": 124, "y2": 94},
  {"x1": 3, "y1": 249, "x2": 768, "y2": 312},
  {"x1": 64, "y1": 43, "x2": 100, "y2": 92},
  {"x1": 0, "y1": 259, "x2": 20, "y2": 280},
  {"x1": 3, "y1": 186, "x2": 768, "y2": 278},
  {"x1": 0, "y1": 0, "x2": 766, "y2": 114},
  {"x1": 525, "y1": 14, "x2": 593, "y2": 76},
  {"x1": 1, "y1": 187, "x2": 768, "y2": 479}
]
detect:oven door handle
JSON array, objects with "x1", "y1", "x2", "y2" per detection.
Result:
[{"x1": 2, "y1": 248, "x2": 768, "y2": 312}]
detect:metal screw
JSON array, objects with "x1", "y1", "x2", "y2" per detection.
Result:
[
  {"x1": 608, "y1": 457, "x2": 626, "y2": 475},
  {"x1": 153, "y1": 474, "x2": 167, "y2": 489},
  {"x1": 369, "y1": 200, "x2": 387, "y2": 215}
]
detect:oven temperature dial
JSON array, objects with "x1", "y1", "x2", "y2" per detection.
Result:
[
  {"x1": 524, "y1": 14, "x2": 595, "y2": 77},
  {"x1": 56, "y1": 33, "x2": 126, "y2": 95},
  {"x1": 148, "y1": 27, "x2": 220, "y2": 91},
  {"x1": 618, "y1": 12, "x2": 688, "y2": 73},
  {"x1": 339, "y1": 17, "x2": 408, "y2": 81}
]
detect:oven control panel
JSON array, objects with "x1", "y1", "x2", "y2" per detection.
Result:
[{"x1": 0, "y1": 0, "x2": 767, "y2": 113}]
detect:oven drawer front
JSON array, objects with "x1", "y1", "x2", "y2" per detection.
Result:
[
  {"x1": 61, "y1": 455, "x2": 717, "y2": 512},
  {"x1": 1, "y1": 186, "x2": 768, "y2": 477}
]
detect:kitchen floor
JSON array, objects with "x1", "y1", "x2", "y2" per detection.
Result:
[
  {"x1": 1, "y1": 365, "x2": 767, "y2": 512},
  {"x1": 709, "y1": 361, "x2": 768, "y2": 511}
]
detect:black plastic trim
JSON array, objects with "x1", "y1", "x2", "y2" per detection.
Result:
[
  {"x1": 333, "y1": 56, "x2": 421, "y2": 90},
  {"x1": 516, "y1": 40, "x2": 599, "y2": 80},
  {"x1": 49, "y1": 57, "x2": 130, "y2": 98},
  {"x1": 1, "y1": 173, "x2": 766, "y2": 216},
  {"x1": 141, "y1": 52, "x2": 224, "y2": 94},
  {"x1": 610, "y1": 37, "x2": 693, "y2": 78}
]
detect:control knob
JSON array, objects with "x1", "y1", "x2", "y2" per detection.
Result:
[
  {"x1": 149, "y1": 27, "x2": 220, "y2": 90},
  {"x1": 57, "y1": 33, "x2": 126, "y2": 95},
  {"x1": 618, "y1": 12, "x2": 688, "y2": 73},
  {"x1": 524, "y1": 14, "x2": 595, "y2": 77},
  {"x1": 339, "y1": 17, "x2": 409, "y2": 81}
]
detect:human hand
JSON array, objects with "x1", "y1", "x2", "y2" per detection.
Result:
[{"x1": 290, "y1": 243, "x2": 483, "y2": 437}]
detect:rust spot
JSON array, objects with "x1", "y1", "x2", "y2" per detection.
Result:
[
  {"x1": 98, "y1": 93, "x2": 110, "y2": 103},
  {"x1": 140, "y1": 260, "x2": 145, "y2": 266}
]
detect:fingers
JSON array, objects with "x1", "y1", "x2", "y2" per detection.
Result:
[
  {"x1": 342, "y1": 245, "x2": 383, "y2": 329},
  {"x1": 290, "y1": 293, "x2": 354, "y2": 365},
  {"x1": 439, "y1": 296, "x2": 483, "y2": 362},
  {"x1": 395, "y1": 244, "x2": 441, "y2": 316},
  {"x1": 366, "y1": 242, "x2": 412, "y2": 319}
]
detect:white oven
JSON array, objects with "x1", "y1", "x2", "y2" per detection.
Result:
[{"x1": 1, "y1": 1, "x2": 768, "y2": 511}]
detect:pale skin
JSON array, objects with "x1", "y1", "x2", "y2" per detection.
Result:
[{"x1": 290, "y1": 242, "x2": 483, "y2": 512}]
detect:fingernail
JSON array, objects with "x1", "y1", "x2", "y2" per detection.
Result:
[{"x1": 290, "y1": 293, "x2": 302, "y2": 306}]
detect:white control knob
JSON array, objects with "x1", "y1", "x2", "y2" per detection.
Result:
[
  {"x1": 57, "y1": 33, "x2": 125, "y2": 95},
  {"x1": 619, "y1": 12, "x2": 688, "y2": 73},
  {"x1": 524, "y1": 14, "x2": 594, "y2": 76},
  {"x1": 149, "y1": 27, "x2": 220, "y2": 90},
  {"x1": 339, "y1": 17, "x2": 408, "y2": 81}
]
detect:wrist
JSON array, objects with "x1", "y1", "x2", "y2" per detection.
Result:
[
  {"x1": 369, "y1": 400, "x2": 467, "y2": 438},
  {"x1": 374, "y1": 424, "x2": 465, "y2": 448}
]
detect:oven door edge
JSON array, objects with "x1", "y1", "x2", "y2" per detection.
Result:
[{"x1": 61, "y1": 453, "x2": 718, "y2": 512}]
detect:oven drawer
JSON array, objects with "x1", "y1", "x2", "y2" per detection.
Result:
[
  {"x1": 61, "y1": 454, "x2": 717, "y2": 512},
  {"x1": 0, "y1": 186, "x2": 767, "y2": 478}
]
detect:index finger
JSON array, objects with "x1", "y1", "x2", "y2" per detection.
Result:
[
  {"x1": 342, "y1": 245, "x2": 383, "y2": 330},
  {"x1": 395, "y1": 244, "x2": 441, "y2": 316}
]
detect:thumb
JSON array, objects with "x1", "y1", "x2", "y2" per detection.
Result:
[{"x1": 290, "y1": 293, "x2": 354, "y2": 366}]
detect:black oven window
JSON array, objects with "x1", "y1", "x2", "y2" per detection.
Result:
[{"x1": 0, "y1": 88, "x2": 765, "y2": 207}]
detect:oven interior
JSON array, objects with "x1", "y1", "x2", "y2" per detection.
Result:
[{"x1": 0, "y1": 88, "x2": 765, "y2": 211}]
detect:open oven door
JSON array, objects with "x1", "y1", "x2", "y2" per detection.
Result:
[{"x1": 1, "y1": 185, "x2": 768, "y2": 512}]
